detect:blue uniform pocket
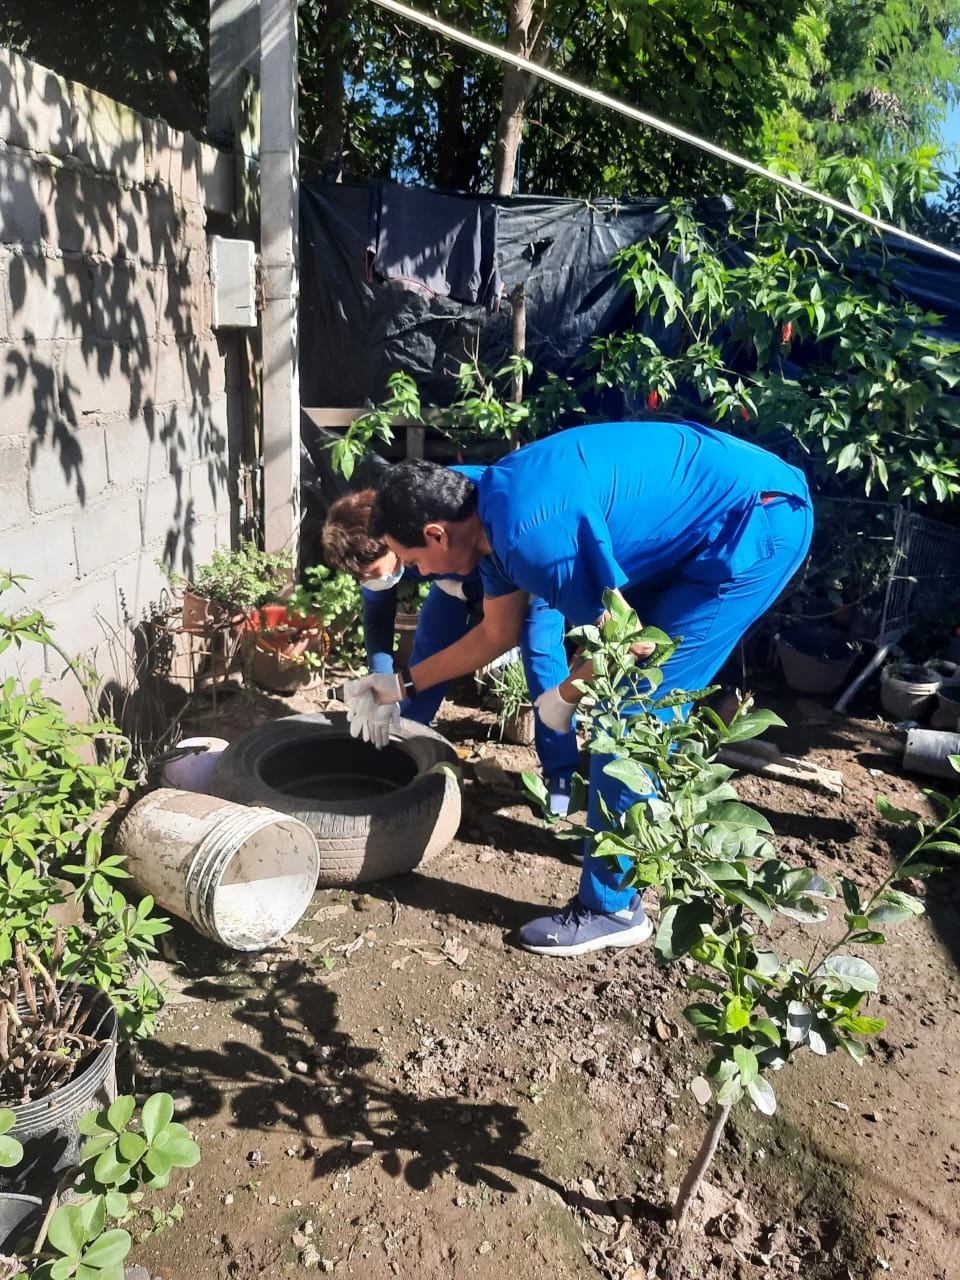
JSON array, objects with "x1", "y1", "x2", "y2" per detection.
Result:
[{"x1": 687, "y1": 500, "x2": 776, "y2": 585}]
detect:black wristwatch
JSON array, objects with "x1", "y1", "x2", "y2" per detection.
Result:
[{"x1": 398, "y1": 665, "x2": 417, "y2": 697}]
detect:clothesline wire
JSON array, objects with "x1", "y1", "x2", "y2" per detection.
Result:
[{"x1": 368, "y1": 0, "x2": 960, "y2": 267}]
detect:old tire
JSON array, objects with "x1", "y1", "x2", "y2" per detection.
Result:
[{"x1": 210, "y1": 712, "x2": 462, "y2": 886}]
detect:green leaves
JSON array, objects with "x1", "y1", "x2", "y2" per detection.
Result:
[
  {"x1": 822, "y1": 955, "x2": 880, "y2": 993},
  {"x1": 657, "y1": 899, "x2": 713, "y2": 961},
  {"x1": 0, "y1": 1106, "x2": 23, "y2": 1168},
  {"x1": 142, "y1": 1093, "x2": 175, "y2": 1143}
]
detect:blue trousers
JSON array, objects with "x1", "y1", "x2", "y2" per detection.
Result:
[
  {"x1": 580, "y1": 495, "x2": 814, "y2": 912},
  {"x1": 402, "y1": 587, "x2": 578, "y2": 783}
]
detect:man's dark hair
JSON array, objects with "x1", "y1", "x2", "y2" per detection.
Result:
[{"x1": 369, "y1": 461, "x2": 477, "y2": 546}]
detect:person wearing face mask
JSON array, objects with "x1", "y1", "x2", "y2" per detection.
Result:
[{"x1": 319, "y1": 485, "x2": 578, "y2": 814}]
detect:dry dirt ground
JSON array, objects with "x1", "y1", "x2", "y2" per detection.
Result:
[{"x1": 128, "y1": 679, "x2": 960, "y2": 1280}]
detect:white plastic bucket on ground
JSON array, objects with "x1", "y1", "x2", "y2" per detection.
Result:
[
  {"x1": 160, "y1": 737, "x2": 230, "y2": 793},
  {"x1": 116, "y1": 789, "x2": 319, "y2": 950}
]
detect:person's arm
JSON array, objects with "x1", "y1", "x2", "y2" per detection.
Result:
[
  {"x1": 360, "y1": 585, "x2": 398, "y2": 673},
  {"x1": 409, "y1": 590, "x2": 528, "y2": 692}
]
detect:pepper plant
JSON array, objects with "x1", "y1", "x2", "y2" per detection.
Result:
[
  {"x1": 524, "y1": 589, "x2": 956, "y2": 1224},
  {"x1": 585, "y1": 174, "x2": 960, "y2": 505}
]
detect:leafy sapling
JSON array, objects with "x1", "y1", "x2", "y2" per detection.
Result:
[{"x1": 523, "y1": 589, "x2": 953, "y2": 1225}]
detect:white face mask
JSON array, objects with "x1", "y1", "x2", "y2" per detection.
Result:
[{"x1": 362, "y1": 560, "x2": 404, "y2": 592}]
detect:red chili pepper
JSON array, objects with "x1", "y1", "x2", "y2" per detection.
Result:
[
  {"x1": 646, "y1": 389, "x2": 659, "y2": 410},
  {"x1": 782, "y1": 320, "x2": 793, "y2": 344},
  {"x1": 740, "y1": 406, "x2": 750, "y2": 421},
  {"x1": 456, "y1": 448, "x2": 465, "y2": 463}
]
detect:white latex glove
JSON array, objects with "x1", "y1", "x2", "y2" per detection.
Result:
[
  {"x1": 534, "y1": 684, "x2": 579, "y2": 733},
  {"x1": 342, "y1": 672, "x2": 403, "y2": 707},
  {"x1": 369, "y1": 702, "x2": 400, "y2": 749}
]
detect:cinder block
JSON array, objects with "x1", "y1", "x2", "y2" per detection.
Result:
[
  {"x1": 28, "y1": 426, "x2": 108, "y2": 513},
  {"x1": 74, "y1": 490, "x2": 142, "y2": 577},
  {"x1": 140, "y1": 471, "x2": 188, "y2": 552},
  {"x1": 145, "y1": 339, "x2": 188, "y2": 407},
  {"x1": 0, "y1": 51, "x2": 72, "y2": 157},
  {"x1": 89, "y1": 260, "x2": 159, "y2": 347},
  {"x1": 59, "y1": 339, "x2": 136, "y2": 424},
  {"x1": 40, "y1": 573, "x2": 120, "y2": 677},
  {"x1": 180, "y1": 132, "x2": 201, "y2": 207},
  {"x1": 143, "y1": 117, "x2": 185, "y2": 195},
  {"x1": 169, "y1": 396, "x2": 231, "y2": 468},
  {"x1": 4, "y1": 253, "x2": 93, "y2": 342},
  {"x1": 189, "y1": 455, "x2": 229, "y2": 524},
  {"x1": 113, "y1": 548, "x2": 175, "y2": 628},
  {"x1": 196, "y1": 339, "x2": 228, "y2": 398},
  {"x1": 52, "y1": 165, "x2": 118, "y2": 257},
  {"x1": 0, "y1": 150, "x2": 44, "y2": 244},
  {"x1": 0, "y1": 336, "x2": 59, "y2": 437},
  {"x1": 0, "y1": 516, "x2": 78, "y2": 605},
  {"x1": 0, "y1": 439, "x2": 29, "y2": 531},
  {"x1": 118, "y1": 186, "x2": 182, "y2": 267},
  {"x1": 71, "y1": 82, "x2": 145, "y2": 184},
  {"x1": 104, "y1": 408, "x2": 169, "y2": 489},
  {"x1": 157, "y1": 259, "x2": 203, "y2": 339}
]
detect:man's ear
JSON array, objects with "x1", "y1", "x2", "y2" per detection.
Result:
[{"x1": 423, "y1": 521, "x2": 447, "y2": 546}]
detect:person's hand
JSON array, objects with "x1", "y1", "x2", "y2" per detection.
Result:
[
  {"x1": 534, "y1": 685, "x2": 579, "y2": 733},
  {"x1": 342, "y1": 672, "x2": 403, "y2": 707},
  {"x1": 347, "y1": 691, "x2": 399, "y2": 748}
]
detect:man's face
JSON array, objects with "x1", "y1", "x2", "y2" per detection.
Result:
[{"x1": 384, "y1": 521, "x2": 479, "y2": 577}]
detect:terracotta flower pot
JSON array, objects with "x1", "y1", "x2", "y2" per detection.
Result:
[{"x1": 182, "y1": 589, "x2": 233, "y2": 635}]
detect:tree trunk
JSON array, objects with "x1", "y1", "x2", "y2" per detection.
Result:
[
  {"x1": 493, "y1": 0, "x2": 536, "y2": 195},
  {"x1": 672, "y1": 1101, "x2": 731, "y2": 1227},
  {"x1": 316, "y1": 0, "x2": 350, "y2": 180},
  {"x1": 437, "y1": 59, "x2": 466, "y2": 189}
]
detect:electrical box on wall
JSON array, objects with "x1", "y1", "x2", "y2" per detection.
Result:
[{"x1": 208, "y1": 235, "x2": 257, "y2": 328}]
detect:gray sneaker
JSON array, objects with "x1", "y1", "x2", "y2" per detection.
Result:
[{"x1": 516, "y1": 894, "x2": 653, "y2": 957}]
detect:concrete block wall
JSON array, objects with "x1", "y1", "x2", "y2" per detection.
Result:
[{"x1": 0, "y1": 48, "x2": 238, "y2": 717}]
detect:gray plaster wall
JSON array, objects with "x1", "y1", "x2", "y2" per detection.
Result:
[{"x1": 0, "y1": 48, "x2": 237, "y2": 717}]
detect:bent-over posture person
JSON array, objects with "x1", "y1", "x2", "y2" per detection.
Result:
[
  {"x1": 320, "y1": 479, "x2": 578, "y2": 814},
  {"x1": 340, "y1": 421, "x2": 813, "y2": 958}
]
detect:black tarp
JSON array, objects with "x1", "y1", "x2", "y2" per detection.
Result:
[{"x1": 299, "y1": 183, "x2": 730, "y2": 408}]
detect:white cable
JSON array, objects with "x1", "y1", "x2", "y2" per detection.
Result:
[{"x1": 370, "y1": 0, "x2": 960, "y2": 266}]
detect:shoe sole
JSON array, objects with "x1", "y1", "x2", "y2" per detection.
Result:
[{"x1": 519, "y1": 917, "x2": 653, "y2": 957}]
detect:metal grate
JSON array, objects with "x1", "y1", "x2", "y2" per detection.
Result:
[
  {"x1": 835, "y1": 506, "x2": 960, "y2": 710},
  {"x1": 878, "y1": 508, "x2": 960, "y2": 641}
]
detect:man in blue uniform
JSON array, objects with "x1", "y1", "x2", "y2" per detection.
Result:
[
  {"x1": 321, "y1": 484, "x2": 578, "y2": 812},
  {"x1": 343, "y1": 421, "x2": 813, "y2": 957}
]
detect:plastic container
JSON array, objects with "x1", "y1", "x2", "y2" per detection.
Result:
[
  {"x1": 0, "y1": 1193, "x2": 43, "y2": 1253},
  {"x1": 116, "y1": 789, "x2": 320, "y2": 951},
  {"x1": 161, "y1": 737, "x2": 230, "y2": 793},
  {"x1": 902, "y1": 728, "x2": 960, "y2": 779},
  {"x1": 3, "y1": 987, "x2": 117, "y2": 1200},
  {"x1": 775, "y1": 626, "x2": 860, "y2": 695},
  {"x1": 931, "y1": 682, "x2": 960, "y2": 731},
  {"x1": 880, "y1": 664, "x2": 941, "y2": 720}
]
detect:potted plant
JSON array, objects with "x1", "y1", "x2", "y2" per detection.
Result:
[
  {"x1": 490, "y1": 658, "x2": 535, "y2": 746},
  {"x1": 168, "y1": 542, "x2": 293, "y2": 635},
  {"x1": 774, "y1": 623, "x2": 862, "y2": 695},
  {"x1": 0, "y1": 939, "x2": 119, "y2": 1202},
  {"x1": 394, "y1": 579, "x2": 430, "y2": 670},
  {"x1": 242, "y1": 597, "x2": 329, "y2": 695}
]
